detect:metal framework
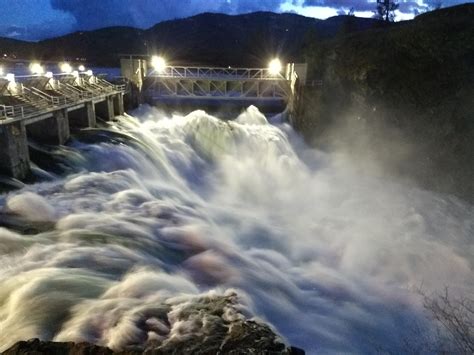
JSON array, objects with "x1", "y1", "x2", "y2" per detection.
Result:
[
  {"x1": 145, "y1": 66, "x2": 291, "y2": 102},
  {"x1": 0, "y1": 73, "x2": 126, "y2": 122}
]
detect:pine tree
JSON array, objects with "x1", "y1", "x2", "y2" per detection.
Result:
[{"x1": 375, "y1": 0, "x2": 399, "y2": 22}]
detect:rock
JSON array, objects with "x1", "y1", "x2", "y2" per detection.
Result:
[
  {"x1": 1, "y1": 294, "x2": 305, "y2": 354},
  {"x1": 2, "y1": 337, "x2": 305, "y2": 355},
  {"x1": 2, "y1": 338, "x2": 115, "y2": 355}
]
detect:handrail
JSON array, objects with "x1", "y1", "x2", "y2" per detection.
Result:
[
  {"x1": 149, "y1": 66, "x2": 287, "y2": 80},
  {"x1": 29, "y1": 86, "x2": 68, "y2": 106},
  {"x1": 0, "y1": 75, "x2": 126, "y2": 122},
  {"x1": 21, "y1": 86, "x2": 52, "y2": 105},
  {"x1": 0, "y1": 104, "x2": 24, "y2": 119},
  {"x1": 63, "y1": 83, "x2": 94, "y2": 98},
  {"x1": 54, "y1": 85, "x2": 82, "y2": 100}
]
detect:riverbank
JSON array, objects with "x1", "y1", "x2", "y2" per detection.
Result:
[{"x1": 295, "y1": 4, "x2": 474, "y2": 202}]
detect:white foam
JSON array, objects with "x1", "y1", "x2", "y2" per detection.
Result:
[
  {"x1": 6, "y1": 192, "x2": 56, "y2": 222},
  {"x1": 0, "y1": 106, "x2": 472, "y2": 353}
]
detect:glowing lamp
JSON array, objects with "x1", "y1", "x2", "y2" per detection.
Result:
[
  {"x1": 60, "y1": 62, "x2": 72, "y2": 74},
  {"x1": 30, "y1": 63, "x2": 44, "y2": 75},
  {"x1": 151, "y1": 55, "x2": 166, "y2": 72},
  {"x1": 72, "y1": 70, "x2": 79, "y2": 77},
  {"x1": 86, "y1": 70, "x2": 93, "y2": 76},
  {"x1": 268, "y1": 58, "x2": 282, "y2": 76},
  {"x1": 6, "y1": 73, "x2": 15, "y2": 82},
  {"x1": 78, "y1": 65, "x2": 86, "y2": 71},
  {"x1": 45, "y1": 72, "x2": 53, "y2": 78}
]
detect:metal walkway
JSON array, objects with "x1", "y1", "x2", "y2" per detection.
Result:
[
  {"x1": 143, "y1": 66, "x2": 292, "y2": 103},
  {"x1": 0, "y1": 73, "x2": 125, "y2": 123}
]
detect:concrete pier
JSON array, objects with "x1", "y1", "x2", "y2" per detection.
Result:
[
  {"x1": 69, "y1": 102, "x2": 96, "y2": 129},
  {"x1": 95, "y1": 96, "x2": 115, "y2": 120},
  {"x1": 27, "y1": 109, "x2": 70, "y2": 145},
  {"x1": 0, "y1": 121, "x2": 30, "y2": 179},
  {"x1": 0, "y1": 71, "x2": 127, "y2": 179},
  {"x1": 113, "y1": 93, "x2": 125, "y2": 116}
]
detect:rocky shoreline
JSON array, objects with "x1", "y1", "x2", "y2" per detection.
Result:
[
  {"x1": 3, "y1": 338, "x2": 305, "y2": 354},
  {"x1": 1, "y1": 292, "x2": 305, "y2": 354}
]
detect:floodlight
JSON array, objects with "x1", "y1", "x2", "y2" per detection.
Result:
[
  {"x1": 268, "y1": 58, "x2": 282, "y2": 76},
  {"x1": 78, "y1": 65, "x2": 85, "y2": 71},
  {"x1": 6, "y1": 73, "x2": 15, "y2": 82},
  {"x1": 30, "y1": 63, "x2": 44, "y2": 75},
  {"x1": 60, "y1": 62, "x2": 72, "y2": 74},
  {"x1": 151, "y1": 55, "x2": 166, "y2": 72}
]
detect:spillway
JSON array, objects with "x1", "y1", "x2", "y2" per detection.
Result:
[{"x1": 0, "y1": 105, "x2": 472, "y2": 353}]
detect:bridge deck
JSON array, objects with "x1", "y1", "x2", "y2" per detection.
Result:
[{"x1": 145, "y1": 66, "x2": 291, "y2": 103}]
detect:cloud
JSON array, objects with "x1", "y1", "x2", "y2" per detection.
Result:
[
  {"x1": 302, "y1": 0, "x2": 472, "y2": 16},
  {"x1": 0, "y1": 0, "x2": 75, "y2": 40},
  {"x1": 1, "y1": 0, "x2": 472, "y2": 40},
  {"x1": 303, "y1": 0, "x2": 375, "y2": 12}
]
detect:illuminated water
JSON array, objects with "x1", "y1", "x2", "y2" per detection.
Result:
[{"x1": 0, "y1": 106, "x2": 472, "y2": 353}]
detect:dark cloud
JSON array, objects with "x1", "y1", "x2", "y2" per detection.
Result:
[{"x1": 1, "y1": 0, "x2": 472, "y2": 40}]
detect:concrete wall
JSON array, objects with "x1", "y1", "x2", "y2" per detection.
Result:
[
  {"x1": 0, "y1": 122, "x2": 30, "y2": 179},
  {"x1": 120, "y1": 58, "x2": 147, "y2": 91},
  {"x1": 95, "y1": 97, "x2": 115, "y2": 121},
  {"x1": 69, "y1": 102, "x2": 96, "y2": 129},
  {"x1": 26, "y1": 109, "x2": 70, "y2": 145},
  {"x1": 113, "y1": 94, "x2": 125, "y2": 116}
]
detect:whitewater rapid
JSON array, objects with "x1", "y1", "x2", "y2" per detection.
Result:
[{"x1": 0, "y1": 106, "x2": 473, "y2": 353}]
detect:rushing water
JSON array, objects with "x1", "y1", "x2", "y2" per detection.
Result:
[{"x1": 0, "y1": 106, "x2": 473, "y2": 353}]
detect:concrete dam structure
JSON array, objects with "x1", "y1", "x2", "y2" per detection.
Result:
[
  {"x1": 0, "y1": 70, "x2": 126, "y2": 179},
  {"x1": 0, "y1": 57, "x2": 307, "y2": 180},
  {"x1": 120, "y1": 56, "x2": 307, "y2": 117}
]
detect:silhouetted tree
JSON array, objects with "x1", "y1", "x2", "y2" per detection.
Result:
[
  {"x1": 337, "y1": 7, "x2": 355, "y2": 16},
  {"x1": 421, "y1": 288, "x2": 474, "y2": 353},
  {"x1": 374, "y1": 0, "x2": 399, "y2": 22}
]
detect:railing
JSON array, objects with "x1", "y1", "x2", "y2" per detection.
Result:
[
  {"x1": 149, "y1": 66, "x2": 287, "y2": 80},
  {"x1": 59, "y1": 83, "x2": 94, "y2": 99},
  {"x1": 29, "y1": 87, "x2": 69, "y2": 105},
  {"x1": 0, "y1": 74, "x2": 126, "y2": 122},
  {"x1": 0, "y1": 105, "x2": 24, "y2": 119},
  {"x1": 19, "y1": 87, "x2": 51, "y2": 107}
]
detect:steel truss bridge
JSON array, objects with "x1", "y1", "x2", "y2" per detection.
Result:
[{"x1": 143, "y1": 66, "x2": 292, "y2": 104}]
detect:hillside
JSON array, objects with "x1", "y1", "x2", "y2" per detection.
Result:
[
  {"x1": 297, "y1": 4, "x2": 474, "y2": 201},
  {"x1": 0, "y1": 12, "x2": 387, "y2": 67}
]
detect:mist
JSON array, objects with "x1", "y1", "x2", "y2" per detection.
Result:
[{"x1": 0, "y1": 106, "x2": 472, "y2": 353}]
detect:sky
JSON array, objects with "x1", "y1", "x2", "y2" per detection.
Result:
[{"x1": 0, "y1": 0, "x2": 470, "y2": 41}]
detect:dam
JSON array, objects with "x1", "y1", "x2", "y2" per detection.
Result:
[
  {"x1": 0, "y1": 69, "x2": 126, "y2": 179},
  {"x1": 0, "y1": 57, "x2": 307, "y2": 180}
]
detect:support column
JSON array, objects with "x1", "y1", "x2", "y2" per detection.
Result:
[
  {"x1": 69, "y1": 101, "x2": 96, "y2": 129},
  {"x1": 113, "y1": 93, "x2": 124, "y2": 116},
  {"x1": 95, "y1": 96, "x2": 115, "y2": 121},
  {"x1": 0, "y1": 121, "x2": 30, "y2": 179},
  {"x1": 26, "y1": 109, "x2": 70, "y2": 145}
]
